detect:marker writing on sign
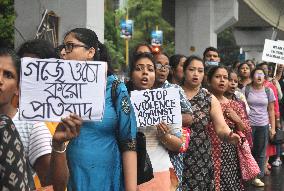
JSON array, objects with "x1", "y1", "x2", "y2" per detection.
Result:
[
  {"x1": 134, "y1": 89, "x2": 177, "y2": 126},
  {"x1": 21, "y1": 96, "x2": 93, "y2": 120},
  {"x1": 22, "y1": 59, "x2": 102, "y2": 120},
  {"x1": 24, "y1": 60, "x2": 101, "y2": 83},
  {"x1": 44, "y1": 82, "x2": 87, "y2": 99}
]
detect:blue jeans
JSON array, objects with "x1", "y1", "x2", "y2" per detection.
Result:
[{"x1": 251, "y1": 125, "x2": 269, "y2": 178}]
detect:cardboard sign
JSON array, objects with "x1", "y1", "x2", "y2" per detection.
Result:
[
  {"x1": 130, "y1": 88, "x2": 182, "y2": 127},
  {"x1": 262, "y1": 39, "x2": 284, "y2": 64},
  {"x1": 19, "y1": 58, "x2": 107, "y2": 121}
]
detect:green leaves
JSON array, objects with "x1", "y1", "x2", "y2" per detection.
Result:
[
  {"x1": 0, "y1": 0, "x2": 15, "y2": 47},
  {"x1": 105, "y1": 0, "x2": 174, "y2": 71}
]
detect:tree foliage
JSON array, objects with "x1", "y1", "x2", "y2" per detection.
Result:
[
  {"x1": 127, "y1": 0, "x2": 174, "y2": 56},
  {"x1": 217, "y1": 28, "x2": 240, "y2": 66},
  {"x1": 104, "y1": 7, "x2": 125, "y2": 71},
  {"x1": 104, "y1": 0, "x2": 174, "y2": 71},
  {"x1": 0, "y1": 0, "x2": 15, "y2": 48}
]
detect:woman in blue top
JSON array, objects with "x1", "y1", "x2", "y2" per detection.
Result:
[{"x1": 60, "y1": 28, "x2": 137, "y2": 191}]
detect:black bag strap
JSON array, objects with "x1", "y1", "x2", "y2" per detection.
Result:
[
  {"x1": 111, "y1": 79, "x2": 154, "y2": 185},
  {"x1": 264, "y1": 87, "x2": 270, "y2": 99},
  {"x1": 111, "y1": 79, "x2": 121, "y2": 112},
  {"x1": 245, "y1": 85, "x2": 270, "y2": 100},
  {"x1": 244, "y1": 85, "x2": 250, "y2": 99}
]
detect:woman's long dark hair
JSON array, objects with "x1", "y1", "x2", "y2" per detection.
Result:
[{"x1": 167, "y1": 54, "x2": 186, "y2": 83}]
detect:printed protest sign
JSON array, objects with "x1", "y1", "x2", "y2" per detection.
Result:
[
  {"x1": 120, "y1": 19, "x2": 134, "y2": 39},
  {"x1": 130, "y1": 88, "x2": 182, "y2": 127},
  {"x1": 262, "y1": 39, "x2": 284, "y2": 64},
  {"x1": 19, "y1": 58, "x2": 107, "y2": 121},
  {"x1": 151, "y1": 30, "x2": 163, "y2": 46}
]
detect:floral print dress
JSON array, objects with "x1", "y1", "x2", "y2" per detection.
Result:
[
  {"x1": 207, "y1": 99, "x2": 250, "y2": 191},
  {"x1": 182, "y1": 88, "x2": 215, "y2": 191}
]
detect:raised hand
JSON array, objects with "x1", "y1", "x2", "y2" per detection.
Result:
[
  {"x1": 227, "y1": 132, "x2": 241, "y2": 145},
  {"x1": 224, "y1": 108, "x2": 241, "y2": 124}
]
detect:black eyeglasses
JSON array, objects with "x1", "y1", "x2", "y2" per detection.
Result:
[
  {"x1": 62, "y1": 43, "x2": 89, "y2": 53},
  {"x1": 155, "y1": 63, "x2": 171, "y2": 70}
]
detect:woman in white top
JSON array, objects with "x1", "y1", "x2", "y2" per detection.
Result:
[{"x1": 126, "y1": 52, "x2": 183, "y2": 191}]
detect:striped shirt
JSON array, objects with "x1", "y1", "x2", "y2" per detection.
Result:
[{"x1": 12, "y1": 112, "x2": 52, "y2": 166}]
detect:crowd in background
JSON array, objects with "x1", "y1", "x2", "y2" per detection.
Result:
[{"x1": 1, "y1": 27, "x2": 284, "y2": 191}]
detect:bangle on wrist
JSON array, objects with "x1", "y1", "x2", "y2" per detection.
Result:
[{"x1": 51, "y1": 140, "x2": 67, "y2": 153}]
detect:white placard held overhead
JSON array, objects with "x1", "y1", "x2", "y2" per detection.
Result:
[
  {"x1": 19, "y1": 58, "x2": 107, "y2": 121},
  {"x1": 262, "y1": 39, "x2": 284, "y2": 64},
  {"x1": 130, "y1": 88, "x2": 182, "y2": 127}
]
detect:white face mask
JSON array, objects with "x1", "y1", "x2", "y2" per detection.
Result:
[{"x1": 205, "y1": 61, "x2": 219, "y2": 66}]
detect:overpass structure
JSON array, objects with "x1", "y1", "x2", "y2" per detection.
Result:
[
  {"x1": 162, "y1": 0, "x2": 284, "y2": 61},
  {"x1": 15, "y1": 0, "x2": 284, "y2": 62}
]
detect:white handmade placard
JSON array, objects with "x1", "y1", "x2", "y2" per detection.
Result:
[
  {"x1": 262, "y1": 39, "x2": 284, "y2": 64},
  {"x1": 130, "y1": 88, "x2": 182, "y2": 127},
  {"x1": 19, "y1": 58, "x2": 107, "y2": 121}
]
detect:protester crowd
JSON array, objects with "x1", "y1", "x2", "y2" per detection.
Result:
[{"x1": 1, "y1": 27, "x2": 284, "y2": 191}]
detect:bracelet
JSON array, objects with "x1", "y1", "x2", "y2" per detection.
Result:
[{"x1": 51, "y1": 140, "x2": 67, "y2": 153}]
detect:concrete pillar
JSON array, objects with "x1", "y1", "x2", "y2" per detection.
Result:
[
  {"x1": 233, "y1": 27, "x2": 273, "y2": 63},
  {"x1": 14, "y1": 0, "x2": 104, "y2": 48},
  {"x1": 245, "y1": 51, "x2": 262, "y2": 63},
  {"x1": 175, "y1": 0, "x2": 238, "y2": 56},
  {"x1": 86, "y1": 0, "x2": 104, "y2": 43}
]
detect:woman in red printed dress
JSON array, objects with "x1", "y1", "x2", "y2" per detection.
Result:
[{"x1": 207, "y1": 66, "x2": 250, "y2": 191}]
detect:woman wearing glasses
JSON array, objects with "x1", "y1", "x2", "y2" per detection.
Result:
[
  {"x1": 242, "y1": 68, "x2": 276, "y2": 187},
  {"x1": 151, "y1": 53, "x2": 192, "y2": 190},
  {"x1": 60, "y1": 28, "x2": 137, "y2": 191}
]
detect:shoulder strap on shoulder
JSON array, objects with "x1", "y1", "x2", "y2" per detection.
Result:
[
  {"x1": 111, "y1": 79, "x2": 121, "y2": 110},
  {"x1": 244, "y1": 85, "x2": 251, "y2": 99},
  {"x1": 264, "y1": 87, "x2": 270, "y2": 99}
]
